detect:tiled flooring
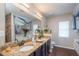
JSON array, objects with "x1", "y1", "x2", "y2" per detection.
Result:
[{"x1": 49, "y1": 46, "x2": 78, "y2": 56}]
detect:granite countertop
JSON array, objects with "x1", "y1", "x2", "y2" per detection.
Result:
[{"x1": 0, "y1": 36, "x2": 50, "y2": 56}]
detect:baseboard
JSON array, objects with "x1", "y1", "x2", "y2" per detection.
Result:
[{"x1": 54, "y1": 45, "x2": 75, "y2": 50}]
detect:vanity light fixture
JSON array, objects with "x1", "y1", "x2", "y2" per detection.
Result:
[
  {"x1": 34, "y1": 14, "x2": 42, "y2": 21},
  {"x1": 13, "y1": 3, "x2": 42, "y2": 21},
  {"x1": 13, "y1": 3, "x2": 30, "y2": 13},
  {"x1": 36, "y1": 12, "x2": 42, "y2": 18},
  {"x1": 19, "y1": 3, "x2": 30, "y2": 8}
]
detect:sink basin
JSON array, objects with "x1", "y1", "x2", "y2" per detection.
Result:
[{"x1": 19, "y1": 46, "x2": 33, "y2": 52}]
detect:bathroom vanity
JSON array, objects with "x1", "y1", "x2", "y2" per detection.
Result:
[
  {"x1": 30, "y1": 37, "x2": 50, "y2": 56},
  {"x1": 4, "y1": 13, "x2": 51, "y2": 56},
  {"x1": 0, "y1": 37, "x2": 51, "y2": 56},
  {"x1": 4, "y1": 3, "x2": 52, "y2": 56}
]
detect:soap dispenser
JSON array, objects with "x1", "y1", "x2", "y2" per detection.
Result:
[{"x1": 32, "y1": 35, "x2": 36, "y2": 46}]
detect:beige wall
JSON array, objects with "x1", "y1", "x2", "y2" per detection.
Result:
[
  {"x1": 32, "y1": 17, "x2": 46, "y2": 29},
  {"x1": 0, "y1": 3, "x2": 5, "y2": 48},
  {"x1": 47, "y1": 14, "x2": 78, "y2": 49}
]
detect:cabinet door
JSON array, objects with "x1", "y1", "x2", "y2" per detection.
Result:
[
  {"x1": 41, "y1": 43, "x2": 46, "y2": 56},
  {"x1": 45, "y1": 43, "x2": 48, "y2": 56},
  {"x1": 35, "y1": 47, "x2": 42, "y2": 56},
  {"x1": 29, "y1": 39, "x2": 51, "y2": 56},
  {"x1": 47, "y1": 39, "x2": 50, "y2": 55},
  {"x1": 41, "y1": 39, "x2": 51, "y2": 56},
  {"x1": 35, "y1": 43, "x2": 47, "y2": 56}
]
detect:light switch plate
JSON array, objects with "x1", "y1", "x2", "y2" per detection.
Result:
[{"x1": 0, "y1": 31, "x2": 4, "y2": 37}]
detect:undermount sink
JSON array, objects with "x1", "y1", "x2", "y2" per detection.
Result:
[{"x1": 19, "y1": 46, "x2": 33, "y2": 52}]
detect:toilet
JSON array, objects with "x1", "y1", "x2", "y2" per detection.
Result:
[{"x1": 50, "y1": 41, "x2": 56, "y2": 52}]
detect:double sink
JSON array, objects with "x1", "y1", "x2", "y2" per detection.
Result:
[{"x1": 1, "y1": 36, "x2": 50, "y2": 56}]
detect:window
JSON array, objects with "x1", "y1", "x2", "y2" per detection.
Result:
[
  {"x1": 59, "y1": 21, "x2": 69, "y2": 38},
  {"x1": 33, "y1": 24, "x2": 38, "y2": 33}
]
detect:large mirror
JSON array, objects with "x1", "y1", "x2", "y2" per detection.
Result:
[
  {"x1": 14, "y1": 16, "x2": 32, "y2": 42},
  {"x1": 5, "y1": 3, "x2": 41, "y2": 43}
]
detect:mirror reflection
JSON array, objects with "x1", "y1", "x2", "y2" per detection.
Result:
[{"x1": 14, "y1": 16, "x2": 32, "y2": 42}]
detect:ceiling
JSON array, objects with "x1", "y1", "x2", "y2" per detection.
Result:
[
  {"x1": 34, "y1": 3, "x2": 77, "y2": 18},
  {"x1": 5, "y1": 3, "x2": 78, "y2": 20}
]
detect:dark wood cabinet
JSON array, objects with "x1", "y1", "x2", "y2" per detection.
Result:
[
  {"x1": 35, "y1": 47, "x2": 42, "y2": 56},
  {"x1": 41, "y1": 43, "x2": 46, "y2": 56},
  {"x1": 47, "y1": 39, "x2": 50, "y2": 55},
  {"x1": 29, "y1": 39, "x2": 51, "y2": 56},
  {"x1": 29, "y1": 52, "x2": 35, "y2": 56}
]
